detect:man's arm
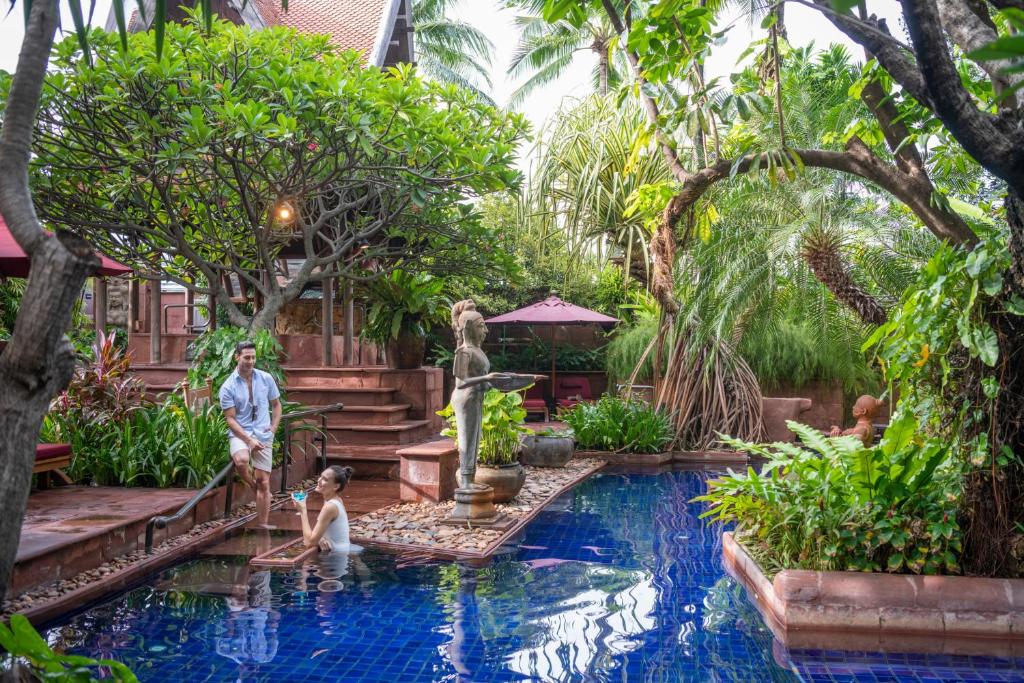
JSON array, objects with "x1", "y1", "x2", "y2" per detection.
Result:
[
  {"x1": 269, "y1": 398, "x2": 282, "y2": 435},
  {"x1": 224, "y1": 406, "x2": 261, "y2": 451}
]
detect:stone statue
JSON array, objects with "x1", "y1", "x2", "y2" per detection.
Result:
[
  {"x1": 449, "y1": 301, "x2": 542, "y2": 490},
  {"x1": 829, "y1": 395, "x2": 884, "y2": 447}
]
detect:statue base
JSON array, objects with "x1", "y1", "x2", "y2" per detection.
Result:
[{"x1": 443, "y1": 485, "x2": 515, "y2": 530}]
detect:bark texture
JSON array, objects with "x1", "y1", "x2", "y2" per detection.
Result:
[
  {"x1": 801, "y1": 229, "x2": 888, "y2": 326},
  {"x1": 0, "y1": 0, "x2": 96, "y2": 602}
]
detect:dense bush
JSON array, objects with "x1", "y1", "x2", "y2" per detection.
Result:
[
  {"x1": 559, "y1": 396, "x2": 673, "y2": 454},
  {"x1": 43, "y1": 394, "x2": 230, "y2": 488},
  {"x1": 695, "y1": 419, "x2": 962, "y2": 576}
]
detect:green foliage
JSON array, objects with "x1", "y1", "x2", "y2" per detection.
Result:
[
  {"x1": 0, "y1": 613, "x2": 137, "y2": 682},
  {"x1": 359, "y1": 270, "x2": 451, "y2": 344},
  {"x1": 559, "y1": 396, "x2": 673, "y2": 454},
  {"x1": 486, "y1": 337, "x2": 604, "y2": 373},
  {"x1": 44, "y1": 393, "x2": 230, "y2": 488},
  {"x1": 186, "y1": 327, "x2": 285, "y2": 395},
  {"x1": 696, "y1": 420, "x2": 962, "y2": 576},
  {"x1": 24, "y1": 18, "x2": 526, "y2": 329},
  {"x1": 0, "y1": 278, "x2": 25, "y2": 340},
  {"x1": 604, "y1": 308, "x2": 663, "y2": 385},
  {"x1": 438, "y1": 389, "x2": 531, "y2": 466}
]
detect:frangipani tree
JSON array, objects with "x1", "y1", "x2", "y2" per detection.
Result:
[{"x1": 21, "y1": 18, "x2": 526, "y2": 332}]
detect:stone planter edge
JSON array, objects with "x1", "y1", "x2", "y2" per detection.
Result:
[{"x1": 722, "y1": 531, "x2": 1024, "y2": 657}]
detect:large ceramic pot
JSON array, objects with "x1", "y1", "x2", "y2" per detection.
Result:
[
  {"x1": 519, "y1": 434, "x2": 574, "y2": 467},
  {"x1": 476, "y1": 463, "x2": 526, "y2": 503},
  {"x1": 386, "y1": 330, "x2": 425, "y2": 369}
]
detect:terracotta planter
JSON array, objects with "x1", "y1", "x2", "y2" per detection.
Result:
[
  {"x1": 520, "y1": 435, "x2": 574, "y2": 467},
  {"x1": 386, "y1": 330, "x2": 425, "y2": 369},
  {"x1": 475, "y1": 463, "x2": 526, "y2": 503}
]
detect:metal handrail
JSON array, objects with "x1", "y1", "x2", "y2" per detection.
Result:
[
  {"x1": 143, "y1": 401, "x2": 344, "y2": 553},
  {"x1": 144, "y1": 460, "x2": 234, "y2": 553}
]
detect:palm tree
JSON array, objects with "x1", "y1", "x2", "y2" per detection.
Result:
[
  {"x1": 505, "y1": 1, "x2": 625, "y2": 107},
  {"x1": 413, "y1": 0, "x2": 495, "y2": 102}
]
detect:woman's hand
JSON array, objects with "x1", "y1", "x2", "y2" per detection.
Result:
[
  {"x1": 293, "y1": 497, "x2": 307, "y2": 512},
  {"x1": 318, "y1": 538, "x2": 332, "y2": 552}
]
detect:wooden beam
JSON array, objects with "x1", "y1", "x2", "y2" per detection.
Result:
[
  {"x1": 343, "y1": 280, "x2": 354, "y2": 366},
  {"x1": 149, "y1": 279, "x2": 161, "y2": 363},
  {"x1": 185, "y1": 287, "x2": 195, "y2": 333},
  {"x1": 93, "y1": 278, "x2": 107, "y2": 338},
  {"x1": 322, "y1": 277, "x2": 334, "y2": 367}
]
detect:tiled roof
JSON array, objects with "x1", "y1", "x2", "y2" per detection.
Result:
[{"x1": 252, "y1": 0, "x2": 390, "y2": 59}]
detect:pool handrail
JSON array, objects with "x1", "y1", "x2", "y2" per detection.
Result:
[{"x1": 143, "y1": 402, "x2": 343, "y2": 553}]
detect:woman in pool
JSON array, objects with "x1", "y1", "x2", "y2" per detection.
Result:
[{"x1": 294, "y1": 465, "x2": 360, "y2": 552}]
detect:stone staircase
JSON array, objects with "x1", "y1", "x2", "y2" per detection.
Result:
[{"x1": 130, "y1": 364, "x2": 444, "y2": 480}]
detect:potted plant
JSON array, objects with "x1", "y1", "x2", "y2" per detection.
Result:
[
  {"x1": 438, "y1": 388, "x2": 530, "y2": 502},
  {"x1": 360, "y1": 271, "x2": 450, "y2": 369},
  {"x1": 520, "y1": 426, "x2": 575, "y2": 467}
]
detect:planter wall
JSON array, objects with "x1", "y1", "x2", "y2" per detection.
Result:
[{"x1": 722, "y1": 531, "x2": 1024, "y2": 657}]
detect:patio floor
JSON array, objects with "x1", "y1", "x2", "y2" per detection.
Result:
[{"x1": 12, "y1": 480, "x2": 400, "y2": 598}]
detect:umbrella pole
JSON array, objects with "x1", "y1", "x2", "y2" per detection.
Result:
[{"x1": 550, "y1": 329, "x2": 557, "y2": 407}]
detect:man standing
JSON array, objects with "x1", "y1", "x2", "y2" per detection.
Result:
[{"x1": 220, "y1": 340, "x2": 282, "y2": 528}]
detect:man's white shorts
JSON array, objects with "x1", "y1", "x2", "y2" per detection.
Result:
[{"x1": 229, "y1": 436, "x2": 273, "y2": 472}]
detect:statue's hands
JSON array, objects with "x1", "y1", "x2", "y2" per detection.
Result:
[{"x1": 828, "y1": 426, "x2": 842, "y2": 437}]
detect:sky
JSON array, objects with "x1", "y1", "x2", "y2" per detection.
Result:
[{"x1": 0, "y1": 0, "x2": 904, "y2": 133}]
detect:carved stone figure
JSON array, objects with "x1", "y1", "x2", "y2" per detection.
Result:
[
  {"x1": 829, "y1": 395, "x2": 884, "y2": 447},
  {"x1": 449, "y1": 300, "x2": 541, "y2": 490}
]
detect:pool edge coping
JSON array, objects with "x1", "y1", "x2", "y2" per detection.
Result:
[{"x1": 722, "y1": 531, "x2": 1024, "y2": 658}]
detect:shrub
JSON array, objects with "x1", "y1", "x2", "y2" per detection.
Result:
[
  {"x1": 438, "y1": 389, "x2": 531, "y2": 466},
  {"x1": 559, "y1": 396, "x2": 673, "y2": 454},
  {"x1": 695, "y1": 418, "x2": 962, "y2": 576}
]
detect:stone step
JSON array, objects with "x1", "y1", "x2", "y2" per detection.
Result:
[
  {"x1": 326, "y1": 444, "x2": 403, "y2": 479},
  {"x1": 327, "y1": 404, "x2": 412, "y2": 426},
  {"x1": 286, "y1": 386, "x2": 397, "y2": 406},
  {"x1": 326, "y1": 419, "x2": 435, "y2": 446}
]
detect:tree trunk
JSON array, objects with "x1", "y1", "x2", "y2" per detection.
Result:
[
  {"x1": 0, "y1": 0, "x2": 93, "y2": 602},
  {"x1": 962, "y1": 190, "x2": 1024, "y2": 575},
  {"x1": 597, "y1": 47, "x2": 609, "y2": 96}
]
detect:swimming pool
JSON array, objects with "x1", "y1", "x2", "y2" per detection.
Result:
[{"x1": 43, "y1": 467, "x2": 1024, "y2": 682}]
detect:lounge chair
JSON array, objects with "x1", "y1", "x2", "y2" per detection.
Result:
[{"x1": 555, "y1": 376, "x2": 592, "y2": 410}]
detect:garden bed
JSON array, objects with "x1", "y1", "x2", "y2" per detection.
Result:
[
  {"x1": 722, "y1": 531, "x2": 1024, "y2": 657},
  {"x1": 350, "y1": 457, "x2": 605, "y2": 558}
]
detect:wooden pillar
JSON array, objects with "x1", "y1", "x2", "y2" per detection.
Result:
[
  {"x1": 343, "y1": 280, "x2": 354, "y2": 366},
  {"x1": 128, "y1": 279, "x2": 140, "y2": 333},
  {"x1": 93, "y1": 278, "x2": 107, "y2": 338},
  {"x1": 185, "y1": 288, "x2": 195, "y2": 333},
  {"x1": 149, "y1": 279, "x2": 162, "y2": 364},
  {"x1": 321, "y1": 276, "x2": 334, "y2": 367}
]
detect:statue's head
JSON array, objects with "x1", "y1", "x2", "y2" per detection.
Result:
[
  {"x1": 452, "y1": 299, "x2": 477, "y2": 345},
  {"x1": 458, "y1": 310, "x2": 487, "y2": 346},
  {"x1": 852, "y1": 395, "x2": 884, "y2": 420}
]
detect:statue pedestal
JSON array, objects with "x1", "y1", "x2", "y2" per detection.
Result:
[{"x1": 443, "y1": 485, "x2": 515, "y2": 530}]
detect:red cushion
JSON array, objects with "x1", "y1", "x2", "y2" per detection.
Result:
[
  {"x1": 36, "y1": 443, "x2": 71, "y2": 461},
  {"x1": 523, "y1": 399, "x2": 547, "y2": 409}
]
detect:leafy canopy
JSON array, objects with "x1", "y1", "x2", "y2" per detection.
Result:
[{"x1": 16, "y1": 16, "x2": 527, "y2": 328}]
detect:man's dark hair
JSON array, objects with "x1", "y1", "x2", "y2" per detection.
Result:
[{"x1": 234, "y1": 340, "x2": 256, "y2": 357}]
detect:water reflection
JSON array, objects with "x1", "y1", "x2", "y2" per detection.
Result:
[{"x1": 40, "y1": 468, "x2": 1022, "y2": 682}]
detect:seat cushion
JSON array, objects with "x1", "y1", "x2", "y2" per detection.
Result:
[
  {"x1": 36, "y1": 443, "x2": 72, "y2": 461},
  {"x1": 523, "y1": 399, "x2": 547, "y2": 409}
]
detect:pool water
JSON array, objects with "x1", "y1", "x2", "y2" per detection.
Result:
[{"x1": 44, "y1": 468, "x2": 1024, "y2": 682}]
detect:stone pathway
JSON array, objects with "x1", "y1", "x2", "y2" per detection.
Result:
[{"x1": 351, "y1": 458, "x2": 605, "y2": 555}]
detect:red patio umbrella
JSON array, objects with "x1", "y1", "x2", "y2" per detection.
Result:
[
  {"x1": 486, "y1": 295, "x2": 618, "y2": 402},
  {"x1": 0, "y1": 213, "x2": 131, "y2": 278}
]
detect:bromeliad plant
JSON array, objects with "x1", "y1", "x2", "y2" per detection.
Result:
[
  {"x1": 438, "y1": 389, "x2": 531, "y2": 466},
  {"x1": 559, "y1": 395, "x2": 673, "y2": 454},
  {"x1": 695, "y1": 418, "x2": 962, "y2": 576}
]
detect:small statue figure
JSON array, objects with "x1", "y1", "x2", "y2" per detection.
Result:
[
  {"x1": 449, "y1": 300, "x2": 542, "y2": 490},
  {"x1": 829, "y1": 395, "x2": 884, "y2": 447}
]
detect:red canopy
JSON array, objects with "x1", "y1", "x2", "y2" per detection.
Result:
[
  {"x1": 486, "y1": 295, "x2": 618, "y2": 326},
  {"x1": 0, "y1": 213, "x2": 131, "y2": 278}
]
